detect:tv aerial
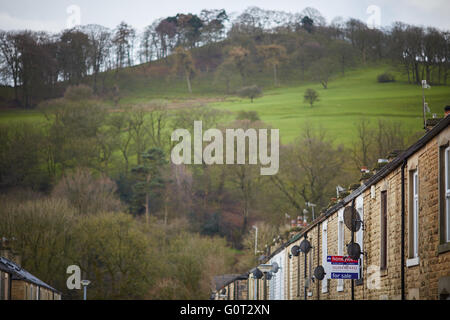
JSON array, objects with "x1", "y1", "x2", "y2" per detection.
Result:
[
  {"x1": 251, "y1": 267, "x2": 263, "y2": 279},
  {"x1": 343, "y1": 205, "x2": 364, "y2": 260},
  {"x1": 313, "y1": 265, "x2": 326, "y2": 281},
  {"x1": 299, "y1": 239, "x2": 312, "y2": 254},
  {"x1": 343, "y1": 206, "x2": 363, "y2": 232},
  {"x1": 346, "y1": 242, "x2": 363, "y2": 260},
  {"x1": 291, "y1": 245, "x2": 300, "y2": 257}
]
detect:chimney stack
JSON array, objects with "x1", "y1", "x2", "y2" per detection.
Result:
[{"x1": 0, "y1": 237, "x2": 21, "y2": 266}]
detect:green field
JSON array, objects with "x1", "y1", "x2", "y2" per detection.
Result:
[
  {"x1": 210, "y1": 67, "x2": 450, "y2": 145},
  {"x1": 1, "y1": 66, "x2": 449, "y2": 146}
]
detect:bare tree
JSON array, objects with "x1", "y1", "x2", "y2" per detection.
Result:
[
  {"x1": 351, "y1": 118, "x2": 375, "y2": 169},
  {"x1": 257, "y1": 44, "x2": 287, "y2": 86},
  {"x1": 82, "y1": 24, "x2": 111, "y2": 93},
  {"x1": 271, "y1": 125, "x2": 346, "y2": 220},
  {"x1": 304, "y1": 88, "x2": 319, "y2": 107},
  {"x1": 173, "y1": 46, "x2": 196, "y2": 93},
  {"x1": 112, "y1": 21, "x2": 136, "y2": 70}
]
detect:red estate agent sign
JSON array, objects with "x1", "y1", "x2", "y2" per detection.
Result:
[{"x1": 326, "y1": 256, "x2": 360, "y2": 280}]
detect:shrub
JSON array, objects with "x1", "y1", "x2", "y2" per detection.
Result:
[
  {"x1": 377, "y1": 72, "x2": 395, "y2": 83},
  {"x1": 64, "y1": 84, "x2": 94, "y2": 101},
  {"x1": 52, "y1": 167, "x2": 123, "y2": 215},
  {"x1": 0, "y1": 196, "x2": 76, "y2": 295},
  {"x1": 236, "y1": 110, "x2": 260, "y2": 122}
]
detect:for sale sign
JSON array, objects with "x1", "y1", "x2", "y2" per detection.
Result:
[{"x1": 326, "y1": 256, "x2": 360, "y2": 279}]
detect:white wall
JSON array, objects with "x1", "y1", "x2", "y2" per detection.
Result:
[{"x1": 269, "y1": 248, "x2": 285, "y2": 300}]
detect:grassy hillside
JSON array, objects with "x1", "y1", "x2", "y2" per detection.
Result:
[
  {"x1": 1, "y1": 66, "x2": 449, "y2": 147},
  {"x1": 210, "y1": 67, "x2": 450, "y2": 145}
]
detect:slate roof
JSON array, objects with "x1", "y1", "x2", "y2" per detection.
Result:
[
  {"x1": 213, "y1": 273, "x2": 248, "y2": 291},
  {"x1": 0, "y1": 256, "x2": 60, "y2": 293}
]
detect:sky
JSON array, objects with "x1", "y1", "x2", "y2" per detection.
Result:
[{"x1": 0, "y1": 0, "x2": 449, "y2": 32}]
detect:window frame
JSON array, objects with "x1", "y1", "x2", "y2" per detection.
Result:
[
  {"x1": 380, "y1": 190, "x2": 388, "y2": 271},
  {"x1": 355, "y1": 200, "x2": 364, "y2": 285},
  {"x1": 438, "y1": 143, "x2": 450, "y2": 253},
  {"x1": 446, "y1": 146, "x2": 450, "y2": 243},
  {"x1": 337, "y1": 211, "x2": 344, "y2": 292},
  {"x1": 412, "y1": 169, "x2": 419, "y2": 258},
  {"x1": 407, "y1": 169, "x2": 420, "y2": 267},
  {"x1": 321, "y1": 221, "x2": 328, "y2": 293}
]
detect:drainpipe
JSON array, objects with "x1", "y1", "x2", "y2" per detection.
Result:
[{"x1": 401, "y1": 160, "x2": 406, "y2": 300}]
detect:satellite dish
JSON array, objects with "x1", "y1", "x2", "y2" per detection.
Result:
[
  {"x1": 271, "y1": 262, "x2": 279, "y2": 274},
  {"x1": 291, "y1": 245, "x2": 300, "y2": 257},
  {"x1": 251, "y1": 267, "x2": 263, "y2": 279},
  {"x1": 314, "y1": 265, "x2": 326, "y2": 280},
  {"x1": 347, "y1": 242, "x2": 362, "y2": 260},
  {"x1": 80, "y1": 280, "x2": 91, "y2": 286},
  {"x1": 299, "y1": 239, "x2": 312, "y2": 254},
  {"x1": 343, "y1": 206, "x2": 362, "y2": 232},
  {"x1": 266, "y1": 272, "x2": 273, "y2": 280}
]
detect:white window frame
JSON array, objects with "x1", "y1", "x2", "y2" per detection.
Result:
[
  {"x1": 446, "y1": 147, "x2": 450, "y2": 243},
  {"x1": 321, "y1": 221, "x2": 328, "y2": 293},
  {"x1": 356, "y1": 195, "x2": 364, "y2": 281},
  {"x1": 337, "y1": 210, "x2": 344, "y2": 292},
  {"x1": 413, "y1": 170, "x2": 419, "y2": 258},
  {"x1": 407, "y1": 169, "x2": 420, "y2": 267}
]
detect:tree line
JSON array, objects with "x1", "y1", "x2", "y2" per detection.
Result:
[
  {"x1": 0, "y1": 84, "x2": 420, "y2": 245},
  {"x1": 0, "y1": 6, "x2": 448, "y2": 107}
]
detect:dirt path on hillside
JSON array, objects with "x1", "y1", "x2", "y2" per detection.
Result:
[{"x1": 110, "y1": 97, "x2": 229, "y2": 113}]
